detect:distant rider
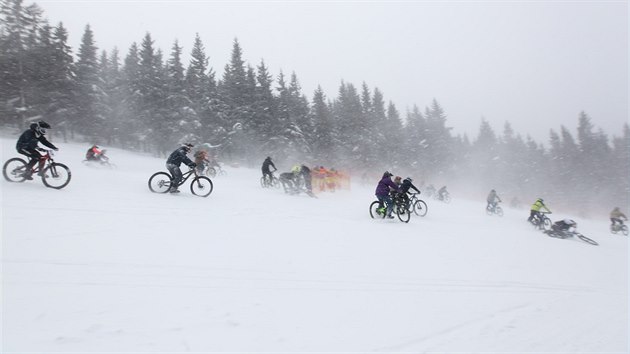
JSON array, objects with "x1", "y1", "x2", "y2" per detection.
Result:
[
  {"x1": 166, "y1": 143, "x2": 196, "y2": 193},
  {"x1": 528, "y1": 198, "x2": 551, "y2": 227},
  {"x1": 193, "y1": 149, "x2": 210, "y2": 175},
  {"x1": 437, "y1": 185, "x2": 448, "y2": 201},
  {"x1": 375, "y1": 171, "x2": 401, "y2": 219},
  {"x1": 85, "y1": 145, "x2": 103, "y2": 162},
  {"x1": 261, "y1": 156, "x2": 277, "y2": 184},
  {"x1": 487, "y1": 189, "x2": 502, "y2": 212},
  {"x1": 550, "y1": 219, "x2": 577, "y2": 237},
  {"x1": 16, "y1": 121, "x2": 58, "y2": 180},
  {"x1": 610, "y1": 207, "x2": 627, "y2": 229}
]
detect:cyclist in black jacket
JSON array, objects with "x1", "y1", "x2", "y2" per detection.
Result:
[
  {"x1": 166, "y1": 143, "x2": 196, "y2": 193},
  {"x1": 261, "y1": 156, "x2": 277, "y2": 183},
  {"x1": 399, "y1": 177, "x2": 420, "y2": 206},
  {"x1": 16, "y1": 121, "x2": 58, "y2": 180}
]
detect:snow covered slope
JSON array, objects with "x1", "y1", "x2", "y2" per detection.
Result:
[{"x1": 1, "y1": 137, "x2": 627, "y2": 353}]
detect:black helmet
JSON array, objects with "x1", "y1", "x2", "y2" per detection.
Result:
[
  {"x1": 33, "y1": 121, "x2": 50, "y2": 136},
  {"x1": 404, "y1": 177, "x2": 413, "y2": 183},
  {"x1": 181, "y1": 143, "x2": 193, "y2": 152},
  {"x1": 383, "y1": 171, "x2": 393, "y2": 178}
]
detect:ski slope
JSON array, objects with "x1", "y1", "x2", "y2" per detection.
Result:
[{"x1": 1, "y1": 137, "x2": 627, "y2": 353}]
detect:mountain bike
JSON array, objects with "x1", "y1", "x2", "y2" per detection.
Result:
[
  {"x1": 610, "y1": 222, "x2": 628, "y2": 236},
  {"x1": 544, "y1": 229, "x2": 598, "y2": 246},
  {"x1": 260, "y1": 172, "x2": 280, "y2": 189},
  {"x1": 369, "y1": 192, "x2": 411, "y2": 223},
  {"x1": 409, "y1": 193, "x2": 428, "y2": 217},
  {"x1": 530, "y1": 211, "x2": 552, "y2": 230},
  {"x1": 486, "y1": 201, "x2": 504, "y2": 217},
  {"x1": 148, "y1": 167, "x2": 213, "y2": 197},
  {"x1": 3, "y1": 149, "x2": 71, "y2": 189}
]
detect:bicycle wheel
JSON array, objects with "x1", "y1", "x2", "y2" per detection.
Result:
[
  {"x1": 542, "y1": 217, "x2": 552, "y2": 230},
  {"x1": 413, "y1": 199, "x2": 428, "y2": 217},
  {"x1": 3, "y1": 158, "x2": 27, "y2": 182},
  {"x1": 495, "y1": 206, "x2": 504, "y2": 217},
  {"x1": 577, "y1": 233, "x2": 599, "y2": 246},
  {"x1": 396, "y1": 203, "x2": 411, "y2": 223},
  {"x1": 260, "y1": 176, "x2": 268, "y2": 188},
  {"x1": 148, "y1": 172, "x2": 172, "y2": 193},
  {"x1": 42, "y1": 163, "x2": 71, "y2": 189},
  {"x1": 443, "y1": 194, "x2": 451, "y2": 203},
  {"x1": 272, "y1": 176, "x2": 281, "y2": 189},
  {"x1": 190, "y1": 176, "x2": 213, "y2": 197},
  {"x1": 622, "y1": 225, "x2": 629, "y2": 236},
  {"x1": 207, "y1": 167, "x2": 217, "y2": 178},
  {"x1": 486, "y1": 205, "x2": 493, "y2": 215},
  {"x1": 369, "y1": 201, "x2": 385, "y2": 219}
]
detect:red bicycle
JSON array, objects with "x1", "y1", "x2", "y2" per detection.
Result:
[{"x1": 3, "y1": 149, "x2": 72, "y2": 189}]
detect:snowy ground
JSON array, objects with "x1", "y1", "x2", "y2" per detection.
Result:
[{"x1": 1, "y1": 137, "x2": 628, "y2": 353}]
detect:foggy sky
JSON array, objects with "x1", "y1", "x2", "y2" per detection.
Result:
[{"x1": 37, "y1": 0, "x2": 628, "y2": 143}]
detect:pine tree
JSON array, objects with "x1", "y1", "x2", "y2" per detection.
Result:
[
  {"x1": 310, "y1": 86, "x2": 334, "y2": 163},
  {"x1": 251, "y1": 59, "x2": 280, "y2": 155},
  {"x1": 0, "y1": 0, "x2": 44, "y2": 125},
  {"x1": 137, "y1": 32, "x2": 169, "y2": 151},
  {"x1": 74, "y1": 24, "x2": 106, "y2": 140}
]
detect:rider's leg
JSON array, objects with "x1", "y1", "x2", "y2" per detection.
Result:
[
  {"x1": 166, "y1": 164, "x2": 182, "y2": 191},
  {"x1": 383, "y1": 195, "x2": 394, "y2": 217},
  {"x1": 528, "y1": 210, "x2": 537, "y2": 223},
  {"x1": 18, "y1": 148, "x2": 41, "y2": 179}
]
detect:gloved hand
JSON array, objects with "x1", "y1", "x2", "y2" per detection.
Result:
[
  {"x1": 189, "y1": 162, "x2": 197, "y2": 168},
  {"x1": 53, "y1": 148, "x2": 59, "y2": 151}
]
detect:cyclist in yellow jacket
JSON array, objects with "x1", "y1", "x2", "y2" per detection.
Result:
[{"x1": 528, "y1": 198, "x2": 551, "y2": 226}]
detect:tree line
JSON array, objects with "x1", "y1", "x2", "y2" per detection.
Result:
[{"x1": 1, "y1": 0, "x2": 627, "y2": 215}]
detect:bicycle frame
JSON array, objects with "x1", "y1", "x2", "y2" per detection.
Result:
[{"x1": 173, "y1": 168, "x2": 199, "y2": 188}]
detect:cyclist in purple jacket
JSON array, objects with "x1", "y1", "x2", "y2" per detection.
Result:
[{"x1": 375, "y1": 171, "x2": 401, "y2": 219}]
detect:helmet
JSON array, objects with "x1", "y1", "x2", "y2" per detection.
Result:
[
  {"x1": 33, "y1": 121, "x2": 51, "y2": 136},
  {"x1": 537, "y1": 198, "x2": 544, "y2": 203},
  {"x1": 383, "y1": 171, "x2": 393, "y2": 178},
  {"x1": 266, "y1": 156, "x2": 272, "y2": 160},
  {"x1": 491, "y1": 189, "x2": 495, "y2": 192},
  {"x1": 404, "y1": 177, "x2": 413, "y2": 183},
  {"x1": 181, "y1": 143, "x2": 194, "y2": 152},
  {"x1": 564, "y1": 219, "x2": 576, "y2": 227}
]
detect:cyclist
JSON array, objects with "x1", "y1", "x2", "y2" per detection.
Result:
[
  {"x1": 165, "y1": 143, "x2": 196, "y2": 193},
  {"x1": 193, "y1": 149, "x2": 210, "y2": 175},
  {"x1": 550, "y1": 219, "x2": 577, "y2": 237},
  {"x1": 85, "y1": 145, "x2": 103, "y2": 162},
  {"x1": 16, "y1": 121, "x2": 58, "y2": 180},
  {"x1": 437, "y1": 185, "x2": 448, "y2": 201},
  {"x1": 375, "y1": 171, "x2": 400, "y2": 219},
  {"x1": 399, "y1": 177, "x2": 421, "y2": 206},
  {"x1": 610, "y1": 207, "x2": 627, "y2": 229},
  {"x1": 528, "y1": 198, "x2": 551, "y2": 226},
  {"x1": 261, "y1": 156, "x2": 277, "y2": 185},
  {"x1": 487, "y1": 189, "x2": 502, "y2": 212}
]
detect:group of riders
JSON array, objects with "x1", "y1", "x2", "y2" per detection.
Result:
[
  {"x1": 261, "y1": 156, "x2": 316, "y2": 197},
  {"x1": 11, "y1": 121, "x2": 630, "y2": 233}
]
